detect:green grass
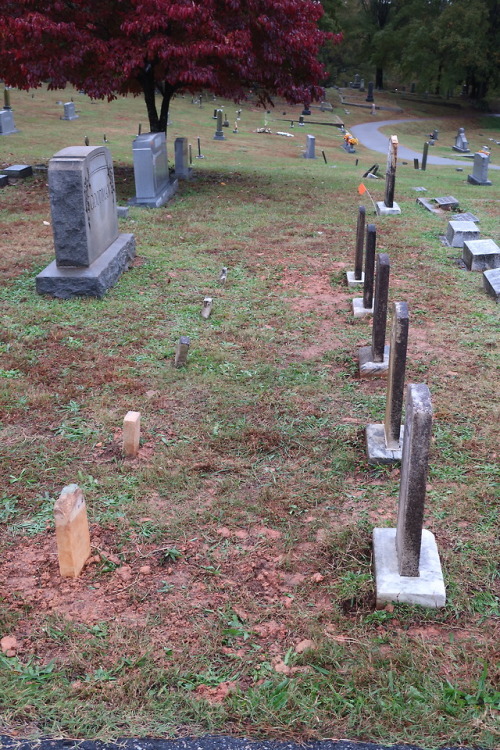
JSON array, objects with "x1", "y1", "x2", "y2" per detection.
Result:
[{"x1": 0, "y1": 85, "x2": 499, "y2": 748}]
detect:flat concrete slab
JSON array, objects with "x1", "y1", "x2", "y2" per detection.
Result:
[
  {"x1": 462, "y1": 239, "x2": 500, "y2": 271},
  {"x1": 346, "y1": 270, "x2": 364, "y2": 288},
  {"x1": 376, "y1": 201, "x2": 401, "y2": 216},
  {"x1": 352, "y1": 297, "x2": 374, "y2": 318},
  {"x1": 373, "y1": 527, "x2": 446, "y2": 608},
  {"x1": 366, "y1": 423, "x2": 404, "y2": 464},
  {"x1": 36, "y1": 233, "x2": 135, "y2": 299},
  {"x1": 416, "y1": 197, "x2": 440, "y2": 214},
  {"x1": 358, "y1": 344, "x2": 389, "y2": 378},
  {"x1": 483, "y1": 267, "x2": 500, "y2": 301}
]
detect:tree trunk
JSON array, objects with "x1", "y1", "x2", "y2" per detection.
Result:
[
  {"x1": 375, "y1": 67, "x2": 383, "y2": 89},
  {"x1": 158, "y1": 83, "x2": 176, "y2": 133},
  {"x1": 139, "y1": 66, "x2": 161, "y2": 132}
]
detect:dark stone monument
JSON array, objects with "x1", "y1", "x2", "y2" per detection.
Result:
[
  {"x1": 376, "y1": 135, "x2": 401, "y2": 215},
  {"x1": 346, "y1": 205, "x2": 366, "y2": 288},
  {"x1": 1, "y1": 164, "x2": 33, "y2": 179},
  {"x1": 302, "y1": 103, "x2": 311, "y2": 115},
  {"x1": 213, "y1": 110, "x2": 225, "y2": 140},
  {"x1": 366, "y1": 81, "x2": 375, "y2": 103},
  {"x1": 352, "y1": 223, "x2": 376, "y2": 317},
  {"x1": 36, "y1": 146, "x2": 135, "y2": 298},
  {"x1": 366, "y1": 301, "x2": 409, "y2": 464},
  {"x1": 195, "y1": 137, "x2": 205, "y2": 159},
  {"x1": 358, "y1": 253, "x2": 391, "y2": 378},
  {"x1": 373, "y1": 383, "x2": 445, "y2": 608},
  {"x1": 421, "y1": 142, "x2": 429, "y2": 171}
]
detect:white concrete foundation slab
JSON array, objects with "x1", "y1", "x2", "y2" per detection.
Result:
[
  {"x1": 352, "y1": 297, "x2": 374, "y2": 318},
  {"x1": 366, "y1": 423, "x2": 404, "y2": 464},
  {"x1": 346, "y1": 270, "x2": 364, "y2": 289},
  {"x1": 373, "y1": 527, "x2": 446, "y2": 608},
  {"x1": 376, "y1": 201, "x2": 401, "y2": 216},
  {"x1": 358, "y1": 344, "x2": 390, "y2": 378}
]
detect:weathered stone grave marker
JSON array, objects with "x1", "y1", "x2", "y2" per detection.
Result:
[
  {"x1": 452, "y1": 127, "x2": 469, "y2": 152},
  {"x1": 365, "y1": 82, "x2": 374, "y2": 102},
  {"x1": 174, "y1": 336, "x2": 190, "y2": 368},
  {"x1": 467, "y1": 152, "x2": 492, "y2": 185},
  {"x1": 123, "y1": 411, "x2": 141, "y2": 457},
  {"x1": 54, "y1": 484, "x2": 91, "y2": 578},
  {"x1": 483, "y1": 268, "x2": 500, "y2": 301},
  {"x1": 0, "y1": 88, "x2": 18, "y2": 134},
  {"x1": 433, "y1": 196, "x2": 459, "y2": 211},
  {"x1": 201, "y1": 296, "x2": 213, "y2": 319},
  {"x1": 445, "y1": 220, "x2": 480, "y2": 248},
  {"x1": 366, "y1": 301, "x2": 409, "y2": 464},
  {"x1": 174, "y1": 137, "x2": 192, "y2": 180},
  {"x1": 219, "y1": 266, "x2": 228, "y2": 285},
  {"x1": 129, "y1": 132, "x2": 178, "y2": 207},
  {"x1": 376, "y1": 135, "x2": 401, "y2": 215},
  {"x1": 303, "y1": 134, "x2": 316, "y2": 159},
  {"x1": 421, "y1": 142, "x2": 429, "y2": 171},
  {"x1": 373, "y1": 384, "x2": 446, "y2": 608},
  {"x1": 358, "y1": 253, "x2": 391, "y2": 378},
  {"x1": 451, "y1": 211, "x2": 479, "y2": 223},
  {"x1": 1, "y1": 164, "x2": 33, "y2": 180},
  {"x1": 462, "y1": 239, "x2": 500, "y2": 271},
  {"x1": 60, "y1": 102, "x2": 79, "y2": 121},
  {"x1": 36, "y1": 146, "x2": 135, "y2": 298},
  {"x1": 195, "y1": 137, "x2": 205, "y2": 159},
  {"x1": 346, "y1": 205, "x2": 366, "y2": 289},
  {"x1": 352, "y1": 223, "x2": 376, "y2": 317},
  {"x1": 214, "y1": 110, "x2": 225, "y2": 140}
]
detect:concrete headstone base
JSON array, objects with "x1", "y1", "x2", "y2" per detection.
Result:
[
  {"x1": 375, "y1": 201, "x2": 401, "y2": 216},
  {"x1": 462, "y1": 239, "x2": 500, "y2": 271},
  {"x1": 346, "y1": 271, "x2": 364, "y2": 289},
  {"x1": 129, "y1": 179, "x2": 178, "y2": 208},
  {"x1": 483, "y1": 268, "x2": 500, "y2": 301},
  {"x1": 467, "y1": 174, "x2": 492, "y2": 186},
  {"x1": 373, "y1": 527, "x2": 446, "y2": 608},
  {"x1": 60, "y1": 114, "x2": 79, "y2": 121},
  {"x1": 365, "y1": 423, "x2": 404, "y2": 465},
  {"x1": 36, "y1": 233, "x2": 135, "y2": 299},
  {"x1": 352, "y1": 297, "x2": 374, "y2": 318},
  {"x1": 358, "y1": 344, "x2": 389, "y2": 378}
]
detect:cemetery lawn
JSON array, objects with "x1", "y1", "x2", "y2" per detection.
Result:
[{"x1": 0, "y1": 88, "x2": 499, "y2": 748}]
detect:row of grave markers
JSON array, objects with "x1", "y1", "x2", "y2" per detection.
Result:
[{"x1": 345, "y1": 205, "x2": 446, "y2": 608}]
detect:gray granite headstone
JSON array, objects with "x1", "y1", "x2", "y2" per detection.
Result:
[
  {"x1": 372, "y1": 253, "x2": 390, "y2": 362},
  {"x1": 483, "y1": 268, "x2": 500, "y2": 301},
  {"x1": 129, "y1": 132, "x2": 178, "y2": 207},
  {"x1": 303, "y1": 134, "x2": 316, "y2": 159},
  {"x1": 462, "y1": 239, "x2": 500, "y2": 271},
  {"x1": 445, "y1": 220, "x2": 480, "y2": 248},
  {"x1": 36, "y1": 145, "x2": 135, "y2": 298},
  {"x1": 451, "y1": 211, "x2": 479, "y2": 223},
  {"x1": 0, "y1": 108, "x2": 18, "y2": 134},
  {"x1": 60, "y1": 102, "x2": 79, "y2": 121},
  {"x1": 434, "y1": 196, "x2": 459, "y2": 210},
  {"x1": 452, "y1": 127, "x2": 469, "y2": 152},
  {"x1": 174, "y1": 137, "x2": 192, "y2": 179},
  {"x1": 467, "y1": 152, "x2": 492, "y2": 185},
  {"x1": 376, "y1": 136, "x2": 401, "y2": 215},
  {"x1": 214, "y1": 110, "x2": 225, "y2": 140}
]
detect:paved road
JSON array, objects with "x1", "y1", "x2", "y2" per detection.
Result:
[
  {"x1": 0, "y1": 737, "x2": 479, "y2": 750},
  {"x1": 350, "y1": 118, "x2": 500, "y2": 169}
]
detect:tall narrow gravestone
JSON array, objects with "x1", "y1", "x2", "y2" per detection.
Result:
[
  {"x1": 36, "y1": 146, "x2": 136, "y2": 298},
  {"x1": 366, "y1": 301, "x2": 409, "y2": 463},
  {"x1": 358, "y1": 253, "x2": 391, "y2": 377},
  {"x1": 452, "y1": 127, "x2": 469, "y2": 152},
  {"x1": 352, "y1": 224, "x2": 376, "y2": 317},
  {"x1": 129, "y1": 132, "x2": 178, "y2": 207},
  {"x1": 467, "y1": 152, "x2": 492, "y2": 186},
  {"x1": 214, "y1": 110, "x2": 225, "y2": 140},
  {"x1": 54, "y1": 484, "x2": 91, "y2": 578},
  {"x1": 303, "y1": 134, "x2": 316, "y2": 159},
  {"x1": 373, "y1": 384, "x2": 446, "y2": 608},
  {"x1": 365, "y1": 82, "x2": 374, "y2": 102},
  {"x1": 174, "y1": 137, "x2": 192, "y2": 179},
  {"x1": 346, "y1": 205, "x2": 366, "y2": 288},
  {"x1": 376, "y1": 135, "x2": 401, "y2": 215}
]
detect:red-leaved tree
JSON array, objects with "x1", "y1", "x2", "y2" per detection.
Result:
[{"x1": 0, "y1": 0, "x2": 341, "y2": 132}]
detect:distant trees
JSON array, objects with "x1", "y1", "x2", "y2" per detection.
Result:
[
  {"x1": 0, "y1": 0, "x2": 341, "y2": 134},
  {"x1": 329, "y1": 0, "x2": 500, "y2": 101}
]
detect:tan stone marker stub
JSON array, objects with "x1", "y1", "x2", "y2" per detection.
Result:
[
  {"x1": 54, "y1": 483, "x2": 91, "y2": 578},
  {"x1": 123, "y1": 410, "x2": 141, "y2": 457}
]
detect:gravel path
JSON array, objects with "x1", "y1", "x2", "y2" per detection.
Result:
[{"x1": 350, "y1": 118, "x2": 500, "y2": 169}]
